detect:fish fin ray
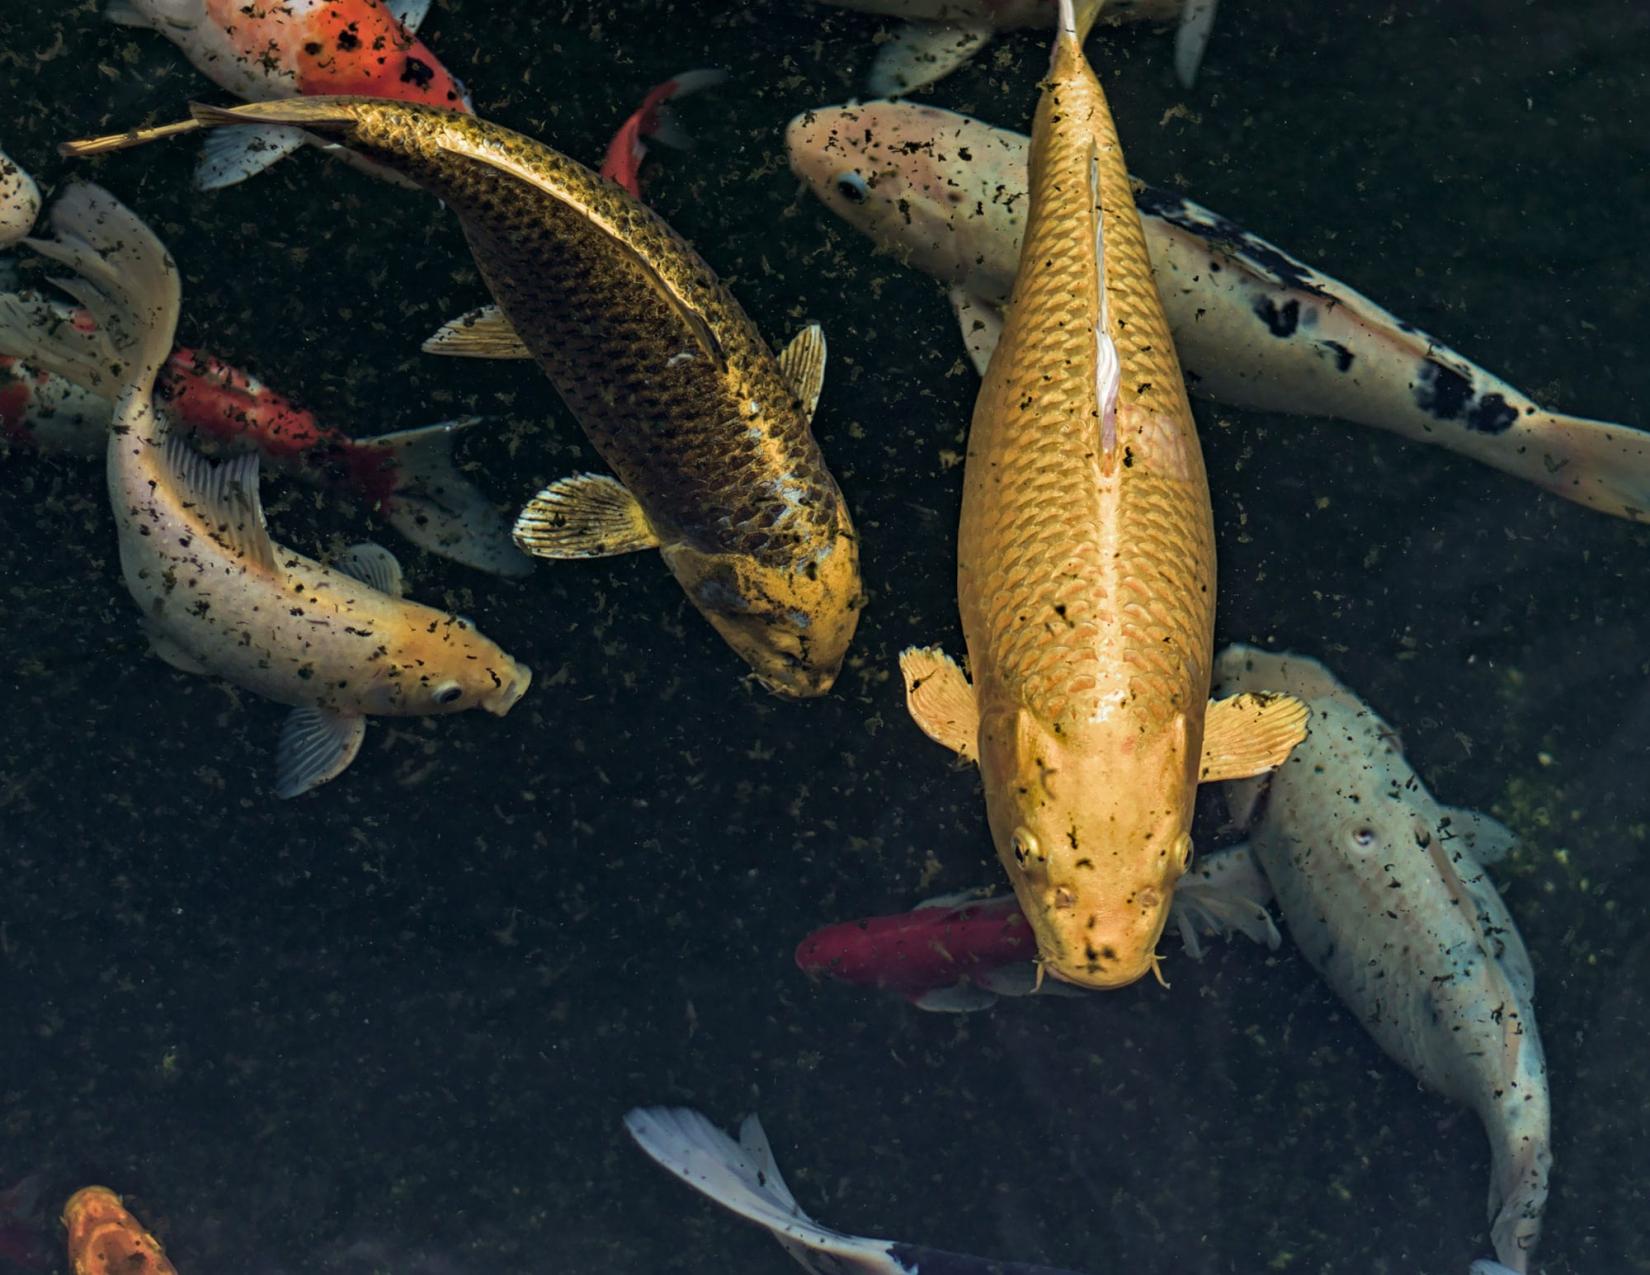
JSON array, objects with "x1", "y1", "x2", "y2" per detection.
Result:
[
  {"x1": 1198, "y1": 691, "x2": 1310, "y2": 782},
  {"x1": 421, "y1": 305, "x2": 533, "y2": 360},
  {"x1": 777, "y1": 322, "x2": 827, "y2": 421},
  {"x1": 330, "y1": 542, "x2": 404, "y2": 597},
  {"x1": 163, "y1": 435, "x2": 277, "y2": 570},
  {"x1": 276, "y1": 707, "x2": 367, "y2": 799},
  {"x1": 0, "y1": 290, "x2": 120, "y2": 397},
  {"x1": 913, "y1": 982, "x2": 1001, "y2": 1012},
  {"x1": 513, "y1": 473, "x2": 660, "y2": 559},
  {"x1": 1171, "y1": 847, "x2": 1281, "y2": 955},
  {"x1": 948, "y1": 287, "x2": 1003, "y2": 378},
  {"x1": 898, "y1": 645, "x2": 978, "y2": 762},
  {"x1": 1174, "y1": 0, "x2": 1219, "y2": 87},
  {"x1": 196, "y1": 124, "x2": 307, "y2": 191},
  {"x1": 867, "y1": 19, "x2": 994, "y2": 97}
]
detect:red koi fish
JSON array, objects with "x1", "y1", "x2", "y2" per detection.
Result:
[
  {"x1": 600, "y1": 68, "x2": 727, "y2": 198},
  {"x1": 795, "y1": 891, "x2": 1043, "y2": 1012},
  {"x1": 0, "y1": 299, "x2": 529, "y2": 577},
  {"x1": 106, "y1": 0, "x2": 473, "y2": 189}
]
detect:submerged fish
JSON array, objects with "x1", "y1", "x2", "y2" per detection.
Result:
[
  {"x1": 600, "y1": 68, "x2": 727, "y2": 199},
  {"x1": 68, "y1": 97, "x2": 864, "y2": 696},
  {"x1": 105, "y1": 0, "x2": 471, "y2": 188},
  {"x1": 1198, "y1": 645, "x2": 1548, "y2": 1274},
  {"x1": 819, "y1": 0, "x2": 1216, "y2": 96},
  {"x1": 12, "y1": 183, "x2": 529, "y2": 797},
  {"x1": 900, "y1": 1, "x2": 1305, "y2": 988},
  {"x1": 0, "y1": 297, "x2": 527, "y2": 576},
  {"x1": 0, "y1": 144, "x2": 40, "y2": 245},
  {"x1": 626, "y1": 1106, "x2": 1094, "y2": 1275},
  {"x1": 785, "y1": 101, "x2": 1650, "y2": 525},
  {"x1": 62, "y1": 1187, "x2": 176, "y2": 1275}
]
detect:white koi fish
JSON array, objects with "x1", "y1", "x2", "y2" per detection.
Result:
[
  {"x1": 625, "y1": 1106, "x2": 1094, "y2": 1274},
  {"x1": 784, "y1": 101, "x2": 1650, "y2": 525},
  {"x1": 1186, "y1": 645, "x2": 1549, "y2": 1275},
  {"x1": 7, "y1": 183, "x2": 530, "y2": 797},
  {"x1": 817, "y1": 0, "x2": 1217, "y2": 96}
]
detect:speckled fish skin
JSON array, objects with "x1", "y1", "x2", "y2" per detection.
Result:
[
  {"x1": 959, "y1": 19, "x2": 1211, "y2": 989},
  {"x1": 787, "y1": 101, "x2": 1650, "y2": 524},
  {"x1": 1215, "y1": 645, "x2": 1550, "y2": 1274},
  {"x1": 181, "y1": 96, "x2": 862, "y2": 696},
  {"x1": 20, "y1": 185, "x2": 528, "y2": 725}
]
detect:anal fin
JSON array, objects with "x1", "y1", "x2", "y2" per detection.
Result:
[
  {"x1": 276, "y1": 707, "x2": 367, "y2": 799},
  {"x1": 421, "y1": 305, "x2": 533, "y2": 360},
  {"x1": 1198, "y1": 691, "x2": 1310, "y2": 782},
  {"x1": 898, "y1": 645, "x2": 978, "y2": 762},
  {"x1": 513, "y1": 473, "x2": 661, "y2": 559}
]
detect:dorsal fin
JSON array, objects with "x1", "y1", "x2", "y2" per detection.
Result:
[
  {"x1": 162, "y1": 433, "x2": 276, "y2": 571},
  {"x1": 455, "y1": 146, "x2": 727, "y2": 374}
]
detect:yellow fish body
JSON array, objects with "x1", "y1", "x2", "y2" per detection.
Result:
[{"x1": 902, "y1": 0, "x2": 1306, "y2": 988}]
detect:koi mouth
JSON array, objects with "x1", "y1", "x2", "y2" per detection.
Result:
[{"x1": 485, "y1": 665, "x2": 532, "y2": 715}]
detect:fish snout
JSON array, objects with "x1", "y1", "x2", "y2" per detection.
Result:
[{"x1": 483, "y1": 663, "x2": 532, "y2": 715}]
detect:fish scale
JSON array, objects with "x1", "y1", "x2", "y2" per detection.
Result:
[{"x1": 328, "y1": 107, "x2": 846, "y2": 565}]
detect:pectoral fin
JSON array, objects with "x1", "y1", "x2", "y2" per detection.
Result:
[
  {"x1": 898, "y1": 645, "x2": 978, "y2": 762},
  {"x1": 1198, "y1": 691, "x2": 1310, "y2": 782},
  {"x1": 513, "y1": 473, "x2": 661, "y2": 559},
  {"x1": 330, "y1": 542, "x2": 405, "y2": 597},
  {"x1": 276, "y1": 707, "x2": 367, "y2": 799},
  {"x1": 867, "y1": 19, "x2": 994, "y2": 97},
  {"x1": 196, "y1": 124, "x2": 307, "y2": 191},
  {"x1": 145, "y1": 624, "x2": 208, "y2": 675},
  {"x1": 1442, "y1": 804, "x2": 1517, "y2": 866},
  {"x1": 912, "y1": 982, "x2": 1000, "y2": 1013},
  {"x1": 948, "y1": 287, "x2": 1003, "y2": 378},
  {"x1": 777, "y1": 323, "x2": 827, "y2": 421},
  {"x1": 421, "y1": 305, "x2": 533, "y2": 360}
]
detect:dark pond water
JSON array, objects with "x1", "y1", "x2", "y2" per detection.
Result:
[{"x1": 2, "y1": 1, "x2": 1647, "y2": 1272}]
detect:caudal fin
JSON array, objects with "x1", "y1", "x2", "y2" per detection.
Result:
[
  {"x1": 7, "y1": 184, "x2": 179, "y2": 403},
  {"x1": 357, "y1": 418, "x2": 534, "y2": 577},
  {"x1": 1486, "y1": 1120, "x2": 1551, "y2": 1274},
  {"x1": 642, "y1": 68, "x2": 728, "y2": 152},
  {"x1": 1513, "y1": 407, "x2": 1650, "y2": 524},
  {"x1": 0, "y1": 290, "x2": 119, "y2": 396},
  {"x1": 623, "y1": 1107, "x2": 895, "y2": 1268}
]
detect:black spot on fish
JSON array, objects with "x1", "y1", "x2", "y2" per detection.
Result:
[
  {"x1": 1135, "y1": 182, "x2": 1335, "y2": 302},
  {"x1": 1318, "y1": 340, "x2": 1355, "y2": 372},
  {"x1": 1466, "y1": 391, "x2": 1517, "y2": 434},
  {"x1": 336, "y1": 27, "x2": 361, "y2": 51},
  {"x1": 1253, "y1": 297, "x2": 1299, "y2": 338},
  {"x1": 1415, "y1": 359, "x2": 1473, "y2": 421},
  {"x1": 401, "y1": 55, "x2": 435, "y2": 89},
  {"x1": 303, "y1": 40, "x2": 323, "y2": 55}
]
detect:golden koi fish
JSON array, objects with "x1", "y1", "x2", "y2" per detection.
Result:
[
  {"x1": 899, "y1": 0, "x2": 1307, "y2": 989},
  {"x1": 6, "y1": 184, "x2": 529, "y2": 798},
  {"x1": 65, "y1": 98, "x2": 862, "y2": 697},
  {"x1": 63, "y1": 1187, "x2": 177, "y2": 1275}
]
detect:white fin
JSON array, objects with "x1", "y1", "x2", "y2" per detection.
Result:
[
  {"x1": 196, "y1": 124, "x2": 307, "y2": 191},
  {"x1": 385, "y1": 0, "x2": 431, "y2": 31},
  {"x1": 623, "y1": 1108, "x2": 896, "y2": 1265},
  {"x1": 0, "y1": 290, "x2": 119, "y2": 396},
  {"x1": 104, "y1": 0, "x2": 153, "y2": 27},
  {"x1": 362, "y1": 417, "x2": 534, "y2": 578},
  {"x1": 422, "y1": 305, "x2": 533, "y2": 360},
  {"x1": 276, "y1": 707, "x2": 367, "y2": 799},
  {"x1": 1174, "y1": 0, "x2": 1219, "y2": 87},
  {"x1": 913, "y1": 888, "x2": 991, "y2": 911},
  {"x1": 948, "y1": 287, "x2": 1003, "y2": 378},
  {"x1": 777, "y1": 322, "x2": 827, "y2": 421},
  {"x1": 145, "y1": 625, "x2": 208, "y2": 675},
  {"x1": 162, "y1": 435, "x2": 276, "y2": 570},
  {"x1": 914, "y1": 982, "x2": 1002, "y2": 1013},
  {"x1": 513, "y1": 473, "x2": 661, "y2": 559},
  {"x1": 1171, "y1": 845, "x2": 1281, "y2": 959},
  {"x1": 20, "y1": 182, "x2": 180, "y2": 392},
  {"x1": 868, "y1": 19, "x2": 994, "y2": 97},
  {"x1": 1442, "y1": 804, "x2": 1517, "y2": 866},
  {"x1": 330, "y1": 542, "x2": 404, "y2": 597}
]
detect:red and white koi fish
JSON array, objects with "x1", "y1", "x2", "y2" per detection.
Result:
[
  {"x1": 0, "y1": 303, "x2": 529, "y2": 577},
  {"x1": 104, "y1": 0, "x2": 472, "y2": 188},
  {"x1": 1, "y1": 144, "x2": 40, "y2": 245},
  {"x1": 599, "y1": 68, "x2": 726, "y2": 199}
]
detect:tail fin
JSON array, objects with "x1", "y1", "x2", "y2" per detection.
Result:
[
  {"x1": 17, "y1": 183, "x2": 179, "y2": 404},
  {"x1": 1486, "y1": 1118, "x2": 1551, "y2": 1274},
  {"x1": 359, "y1": 418, "x2": 534, "y2": 577},
  {"x1": 623, "y1": 1107, "x2": 895, "y2": 1268},
  {"x1": 0, "y1": 290, "x2": 121, "y2": 396},
  {"x1": 644, "y1": 69, "x2": 728, "y2": 151}
]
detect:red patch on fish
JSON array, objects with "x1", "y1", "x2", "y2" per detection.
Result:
[
  {"x1": 795, "y1": 895, "x2": 1034, "y2": 1004},
  {"x1": 290, "y1": 0, "x2": 471, "y2": 109},
  {"x1": 601, "y1": 68, "x2": 725, "y2": 198}
]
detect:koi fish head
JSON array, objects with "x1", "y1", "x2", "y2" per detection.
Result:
[
  {"x1": 979, "y1": 705, "x2": 1193, "y2": 989},
  {"x1": 663, "y1": 529, "x2": 862, "y2": 699},
  {"x1": 357, "y1": 609, "x2": 531, "y2": 719},
  {"x1": 785, "y1": 102, "x2": 1023, "y2": 304}
]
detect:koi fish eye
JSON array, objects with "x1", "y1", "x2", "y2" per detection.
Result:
[
  {"x1": 1350, "y1": 825, "x2": 1377, "y2": 849},
  {"x1": 1011, "y1": 827, "x2": 1040, "y2": 866},
  {"x1": 834, "y1": 171, "x2": 870, "y2": 204},
  {"x1": 433, "y1": 681, "x2": 464, "y2": 705}
]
